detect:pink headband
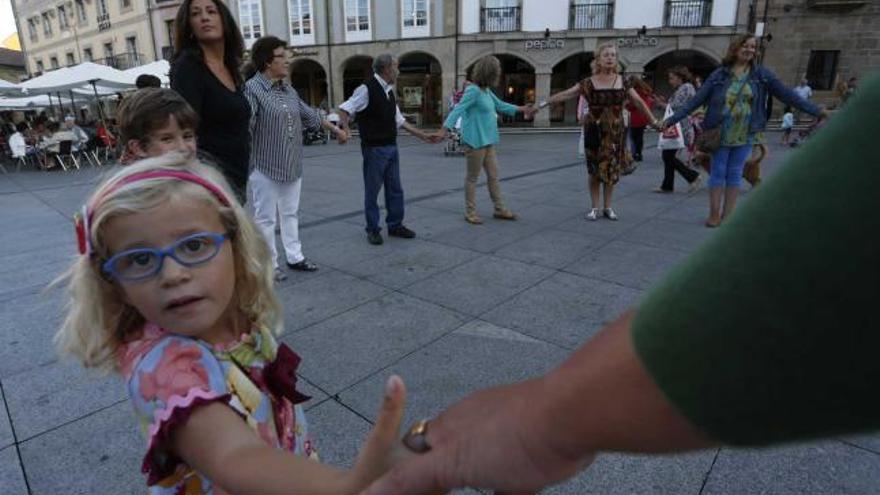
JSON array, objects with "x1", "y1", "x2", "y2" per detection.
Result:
[{"x1": 74, "y1": 170, "x2": 232, "y2": 256}]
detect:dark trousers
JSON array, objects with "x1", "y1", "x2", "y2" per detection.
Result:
[
  {"x1": 362, "y1": 144, "x2": 404, "y2": 233},
  {"x1": 661, "y1": 149, "x2": 699, "y2": 191},
  {"x1": 630, "y1": 126, "x2": 646, "y2": 159}
]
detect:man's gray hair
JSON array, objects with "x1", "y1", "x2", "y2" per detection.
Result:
[{"x1": 373, "y1": 53, "x2": 396, "y2": 74}]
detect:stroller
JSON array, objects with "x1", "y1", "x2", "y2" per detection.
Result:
[
  {"x1": 443, "y1": 127, "x2": 465, "y2": 156},
  {"x1": 302, "y1": 127, "x2": 328, "y2": 145}
]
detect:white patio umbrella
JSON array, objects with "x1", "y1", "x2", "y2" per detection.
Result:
[
  {"x1": 0, "y1": 79, "x2": 22, "y2": 96},
  {"x1": 123, "y1": 59, "x2": 171, "y2": 86}
]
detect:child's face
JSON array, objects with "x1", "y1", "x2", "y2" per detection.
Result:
[
  {"x1": 132, "y1": 115, "x2": 197, "y2": 159},
  {"x1": 103, "y1": 195, "x2": 239, "y2": 343}
]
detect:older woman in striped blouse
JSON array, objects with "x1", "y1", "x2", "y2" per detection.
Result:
[{"x1": 244, "y1": 36, "x2": 348, "y2": 281}]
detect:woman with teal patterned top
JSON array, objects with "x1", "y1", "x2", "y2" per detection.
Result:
[{"x1": 662, "y1": 35, "x2": 828, "y2": 227}]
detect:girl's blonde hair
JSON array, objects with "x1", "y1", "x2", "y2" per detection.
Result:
[
  {"x1": 54, "y1": 154, "x2": 280, "y2": 371},
  {"x1": 591, "y1": 41, "x2": 619, "y2": 75}
]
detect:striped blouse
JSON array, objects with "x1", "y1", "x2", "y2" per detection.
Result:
[{"x1": 244, "y1": 72, "x2": 321, "y2": 182}]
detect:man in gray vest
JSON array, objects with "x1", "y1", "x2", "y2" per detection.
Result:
[{"x1": 338, "y1": 53, "x2": 436, "y2": 245}]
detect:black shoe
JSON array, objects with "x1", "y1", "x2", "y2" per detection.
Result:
[
  {"x1": 287, "y1": 258, "x2": 318, "y2": 272},
  {"x1": 367, "y1": 231, "x2": 384, "y2": 245},
  {"x1": 388, "y1": 225, "x2": 416, "y2": 239},
  {"x1": 634, "y1": 154, "x2": 643, "y2": 162}
]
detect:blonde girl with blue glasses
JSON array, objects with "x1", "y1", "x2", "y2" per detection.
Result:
[{"x1": 55, "y1": 154, "x2": 406, "y2": 494}]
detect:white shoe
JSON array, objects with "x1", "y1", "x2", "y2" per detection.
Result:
[
  {"x1": 603, "y1": 208, "x2": 619, "y2": 221},
  {"x1": 585, "y1": 208, "x2": 599, "y2": 221},
  {"x1": 688, "y1": 175, "x2": 703, "y2": 193}
]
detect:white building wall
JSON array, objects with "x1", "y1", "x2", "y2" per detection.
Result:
[
  {"x1": 461, "y1": 0, "x2": 479, "y2": 34},
  {"x1": 614, "y1": 0, "x2": 664, "y2": 29},
  {"x1": 522, "y1": 0, "x2": 568, "y2": 32},
  {"x1": 711, "y1": 0, "x2": 738, "y2": 26}
]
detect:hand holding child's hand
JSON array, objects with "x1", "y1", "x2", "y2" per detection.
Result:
[{"x1": 344, "y1": 375, "x2": 407, "y2": 493}]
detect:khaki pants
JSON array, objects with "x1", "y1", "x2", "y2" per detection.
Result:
[{"x1": 465, "y1": 145, "x2": 506, "y2": 215}]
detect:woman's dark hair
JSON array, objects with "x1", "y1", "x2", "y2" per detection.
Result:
[
  {"x1": 173, "y1": 0, "x2": 245, "y2": 85},
  {"x1": 244, "y1": 36, "x2": 287, "y2": 80},
  {"x1": 722, "y1": 35, "x2": 757, "y2": 67},
  {"x1": 668, "y1": 66, "x2": 693, "y2": 84},
  {"x1": 16, "y1": 121, "x2": 29, "y2": 133},
  {"x1": 628, "y1": 74, "x2": 653, "y2": 96}
]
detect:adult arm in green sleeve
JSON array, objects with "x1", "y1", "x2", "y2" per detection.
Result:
[
  {"x1": 489, "y1": 90, "x2": 519, "y2": 117},
  {"x1": 442, "y1": 85, "x2": 476, "y2": 129},
  {"x1": 632, "y1": 71, "x2": 880, "y2": 445}
]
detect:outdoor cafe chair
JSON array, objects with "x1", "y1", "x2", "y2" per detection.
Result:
[{"x1": 54, "y1": 140, "x2": 80, "y2": 171}]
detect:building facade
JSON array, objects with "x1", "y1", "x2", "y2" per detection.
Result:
[
  {"x1": 13, "y1": 0, "x2": 158, "y2": 76},
  {"x1": 754, "y1": 0, "x2": 879, "y2": 109},
  {"x1": 226, "y1": 0, "x2": 750, "y2": 126},
  {"x1": 0, "y1": 47, "x2": 27, "y2": 83}
]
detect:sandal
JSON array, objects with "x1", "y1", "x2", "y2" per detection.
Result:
[
  {"x1": 493, "y1": 210, "x2": 517, "y2": 220},
  {"x1": 465, "y1": 214, "x2": 483, "y2": 225}
]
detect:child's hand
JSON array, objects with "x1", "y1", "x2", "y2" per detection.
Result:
[{"x1": 344, "y1": 375, "x2": 407, "y2": 493}]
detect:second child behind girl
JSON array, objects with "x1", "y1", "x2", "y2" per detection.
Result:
[
  {"x1": 116, "y1": 87, "x2": 199, "y2": 164},
  {"x1": 55, "y1": 156, "x2": 407, "y2": 494}
]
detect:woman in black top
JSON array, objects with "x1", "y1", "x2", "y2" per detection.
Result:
[{"x1": 170, "y1": 0, "x2": 250, "y2": 202}]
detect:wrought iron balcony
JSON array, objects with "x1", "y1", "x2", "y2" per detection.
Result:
[
  {"x1": 96, "y1": 52, "x2": 145, "y2": 70},
  {"x1": 480, "y1": 6, "x2": 521, "y2": 33},
  {"x1": 570, "y1": 2, "x2": 614, "y2": 30},
  {"x1": 664, "y1": 0, "x2": 713, "y2": 28}
]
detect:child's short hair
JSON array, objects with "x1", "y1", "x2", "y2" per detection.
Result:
[
  {"x1": 116, "y1": 88, "x2": 199, "y2": 147},
  {"x1": 55, "y1": 154, "x2": 279, "y2": 371}
]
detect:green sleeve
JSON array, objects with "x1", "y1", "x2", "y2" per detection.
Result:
[{"x1": 632, "y1": 72, "x2": 880, "y2": 446}]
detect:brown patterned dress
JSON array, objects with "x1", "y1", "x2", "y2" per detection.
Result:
[{"x1": 580, "y1": 76, "x2": 633, "y2": 185}]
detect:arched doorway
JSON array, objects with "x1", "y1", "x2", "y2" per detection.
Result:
[
  {"x1": 290, "y1": 59, "x2": 327, "y2": 109},
  {"x1": 644, "y1": 50, "x2": 718, "y2": 96},
  {"x1": 342, "y1": 55, "x2": 373, "y2": 100},
  {"x1": 398, "y1": 52, "x2": 442, "y2": 126},
  {"x1": 551, "y1": 52, "x2": 593, "y2": 125},
  {"x1": 466, "y1": 54, "x2": 535, "y2": 126}
]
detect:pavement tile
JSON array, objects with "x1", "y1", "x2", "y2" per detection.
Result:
[
  {"x1": 3, "y1": 359, "x2": 126, "y2": 440},
  {"x1": 843, "y1": 433, "x2": 880, "y2": 454},
  {"x1": 702, "y1": 442, "x2": 880, "y2": 495},
  {"x1": 554, "y1": 212, "x2": 650, "y2": 243},
  {"x1": 338, "y1": 319, "x2": 568, "y2": 427},
  {"x1": 283, "y1": 292, "x2": 468, "y2": 394},
  {"x1": 495, "y1": 228, "x2": 602, "y2": 269},
  {"x1": 305, "y1": 399, "x2": 372, "y2": 469},
  {"x1": 0, "y1": 249, "x2": 76, "y2": 300},
  {"x1": 277, "y1": 269, "x2": 389, "y2": 334},
  {"x1": 0, "y1": 446, "x2": 28, "y2": 495},
  {"x1": 545, "y1": 450, "x2": 717, "y2": 495},
  {"x1": 0, "y1": 288, "x2": 66, "y2": 378},
  {"x1": 0, "y1": 387, "x2": 13, "y2": 449},
  {"x1": 427, "y1": 220, "x2": 545, "y2": 254},
  {"x1": 402, "y1": 255, "x2": 554, "y2": 316},
  {"x1": 565, "y1": 240, "x2": 690, "y2": 290},
  {"x1": 19, "y1": 401, "x2": 145, "y2": 495},
  {"x1": 482, "y1": 271, "x2": 643, "y2": 349},
  {"x1": 332, "y1": 239, "x2": 480, "y2": 290},
  {"x1": 619, "y1": 217, "x2": 718, "y2": 253}
]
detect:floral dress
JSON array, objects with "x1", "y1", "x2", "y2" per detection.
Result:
[
  {"x1": 118, "y1": 323, "x2": 317, "y2": 494},
  {"x1": 722, "y1": 72, "x2": 754, "y2": 146},
  {"x1": 580, "y1": 76, "x2": 633, "y2": 185}
]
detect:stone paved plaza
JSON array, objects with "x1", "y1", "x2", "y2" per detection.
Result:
[{"x1": 1, "y1": 133, "x2": 878, "y2": 494}]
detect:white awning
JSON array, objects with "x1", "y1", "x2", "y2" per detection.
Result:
[{"x1": 122, "y1": 59, "x2": 171, "y2": 86}]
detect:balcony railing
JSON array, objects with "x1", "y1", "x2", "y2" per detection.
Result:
[
  {"x1": 570, "y1": 2, "x2": 614, "y2": 30},
  {"x1": 480, "y1": 6, "x2": 521, "y2": 33},
  {"x1": 97, "y1": 12, "x2": 111, "y2": 32},
  {"x1": 96, "y1": 52, "x2": 145, "y2": 70},
  {"x1": 664, "y1": 0, "x2": 712, "y2": 28}
]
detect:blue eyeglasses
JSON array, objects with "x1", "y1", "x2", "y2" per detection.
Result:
[{"x1": 102, "y1": 232, "x2": 229, "y2": 282}]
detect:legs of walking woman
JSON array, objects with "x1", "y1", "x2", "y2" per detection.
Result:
[
  {"x1": 659, "y1": 149, "x2": 699, "y2": 192},
  {"x1": 707, "y1": 145, "x2": 751, "y2": 227},
  {"x1": 464, "y1": 145, "x2": 514, "y2": 224},
  {"x1": 630, "y1": 126, "x2": 645, "y2": 161}
]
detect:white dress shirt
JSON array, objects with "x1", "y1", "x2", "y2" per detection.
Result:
[{"x1": 339, "y1": 74, "x2": 407, "y2": 128}]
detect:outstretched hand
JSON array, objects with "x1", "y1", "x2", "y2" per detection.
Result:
[
  {"x1": 522, "y1": 104, "x2": 538, "y2": 121},
  {"x1": 336, "y1": 128, "x2": 350, "y2": 145},
  {"x1": 360, "y1": 379, "x2": 591, "y2": 495},
  {"x1": 345, "y1": 375, "x2": 408, "y2": 493}
]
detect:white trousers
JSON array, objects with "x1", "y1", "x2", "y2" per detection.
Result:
[{"x1": 249, "y1": 169, "x2": 304, "y2": 268}]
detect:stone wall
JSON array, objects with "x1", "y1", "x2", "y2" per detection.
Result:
[{"x1": 757, "y1": 0, "x2": 880, "y2": 109}]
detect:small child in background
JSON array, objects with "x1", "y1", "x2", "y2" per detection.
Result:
[
  {"x1": 781, "y1": 106, "x2": 794, "y2": 146},
  {"x1": 116, "y1": 87, "x2": 199, "y2": 164},
  {"x1": 55, "y1": 156, "x2": 407, "y2": 494}
]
